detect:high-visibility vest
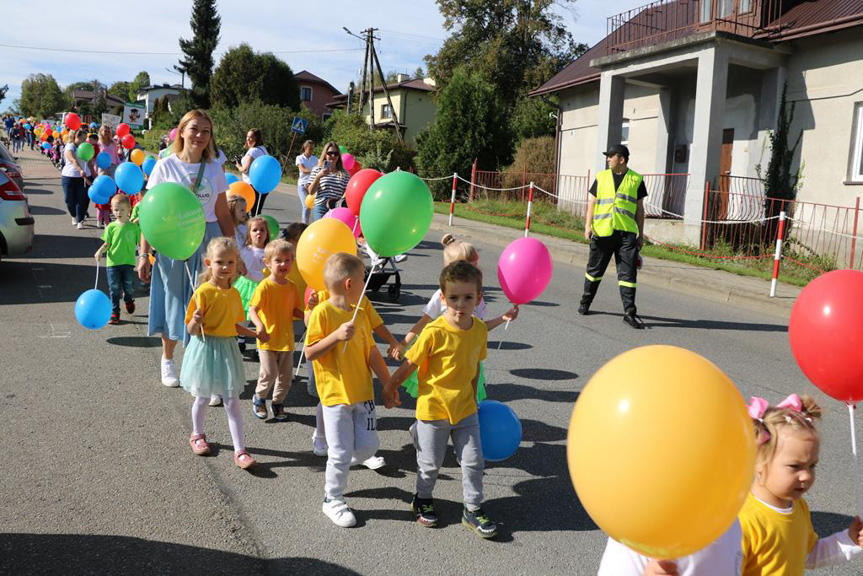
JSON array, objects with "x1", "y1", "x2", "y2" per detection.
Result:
[{"x1": 591, "y1": 168, "x2": 642, "y2": 236}]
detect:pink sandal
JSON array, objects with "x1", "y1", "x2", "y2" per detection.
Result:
[
  {"x1": 234, "y1": 450, "x2": 257, "y2": 470},
  {"x1": 189, "y1": 434, "x2": 211, "y2": 456}
]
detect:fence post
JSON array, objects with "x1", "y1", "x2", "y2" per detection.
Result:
[
  {"x1": 448, "y1": 172, "x2": 457, "y2": 227},
  {"x1": 584, "y1": 169, "x2": 591, "y2": 218},
  {"x1": 700, "y1": 180, "x2": 710, "y2": 251},
  {"x1": 525, "y1": 181, "x2": 535, "y2": 238},
  {"x1": 470, "y1": 159, "x2": 477, "y2": 202},
  {"x1": 851, "y1": 197, "x2": 860, "y2": 269},
  {"x1": 769, "y1": 211, "x2": 787, "y2": 298},
  {"x1": 522, "y1": 163, "x2": 527, "y2": 202}
]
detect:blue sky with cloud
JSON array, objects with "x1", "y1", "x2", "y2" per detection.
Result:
[{"x1": 0, "y1": 0, "x2": 647, "y2": 112}]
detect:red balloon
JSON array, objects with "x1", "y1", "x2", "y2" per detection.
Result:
[
  {"x1": 789, "y1": 270, "x2": 863, "y2": 403},
  {"x1": 65, "y1": 113, "x2": 81, "y2": 131},
  {"x1": 116, "y1": 123, "x2": 130, "y2": 138},
  {"x1": 122, "y1": 135, "x2": 136, "y2": 150},
  {"x1": 345, "y1": 168, "x2": 382, "y2": 216},
  {"x1": 348, "y1": 161, "x2": 362, "y2": 177},
  {"x1": 304, "y1": 286, "x2": 315, "y2": 306}
]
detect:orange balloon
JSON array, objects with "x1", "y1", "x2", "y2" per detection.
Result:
[
  {"x1": 148, "y1": 254, "x2": 155, "y2": 266},
  {"x1": 567, "y1": 345, "x2": 755, "y2": 559},
  {"x1": 130, "y1": 149, "x2": 145, "y2": 166},
  {"x1": 52, "y1": 131, "x2": 60, "y2": 138},
  {"x1": 227, "y1": 181, "x2": 255, "y2": 212},
  {"x1": 295, "y1": 218, "x2": 357, "y2": 291},
  {"x1": 305, "y1": 193, "x2": 315, "y2": 209}
]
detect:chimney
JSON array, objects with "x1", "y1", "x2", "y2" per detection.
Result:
[{"x1": 396, "y1": 73, "x2": 408, "y2": 83}]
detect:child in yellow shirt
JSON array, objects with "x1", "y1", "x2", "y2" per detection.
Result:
[
  {"x1": 249, "y1": 239, "x2": 304, "y2": 422},
  {"x1": 305, "y1": 253, "x2": 391, "y2": 528},
  {"x1": 384, "y1": 260, "x2": 497, "y2": 539}
]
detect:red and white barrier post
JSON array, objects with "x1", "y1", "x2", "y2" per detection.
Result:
[
  {"x1": 448, "y1": 172, "x2": 457, "y2": 226},
  {"x1": 524, "y1": 181, "x2": 535, "y2": 238},
  {"x1": 769, "y1": 211, "x2": 787, "y2": 298}
]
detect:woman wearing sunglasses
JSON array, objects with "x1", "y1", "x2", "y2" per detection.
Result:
[{"x1": 307, "y1": 141, "x2": 349, "y2": 221}]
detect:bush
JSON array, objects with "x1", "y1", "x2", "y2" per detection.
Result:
[
  {"x1": 501, "y1": 136, "x2": 556, "y2": 190},
  {"x1": 140, "y1": 129, "x2": 169, "y2": 154},
  {"x1": 325, "y1": 112, "x2": 416, "y2": 172}
]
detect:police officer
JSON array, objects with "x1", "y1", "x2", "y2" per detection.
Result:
[{"x1": 579, "y1": 144, "x2": 647, "y2": 329}]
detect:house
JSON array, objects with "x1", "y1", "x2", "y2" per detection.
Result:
[
  {"x1": 135, "y1": 84, "x2": 182, "y2": 128},
  {"x1": 329, "y1": 75, "x2": 437, "y2": 145},
  {"x1": 531, "y1": 0, "x2": 863, "y2": 245},
  {"x1": 70, "y1": 90, "x2": 125, "y2": 118},
  {"x1": 295, "y1": 70, "x2": 340, "y2": 122}
]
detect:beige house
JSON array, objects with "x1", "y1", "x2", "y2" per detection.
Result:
[
  {"x1": 330, "y1": 75, "x2": 437, "y2": 145},
  {"x1": 532, "y1": 0, "x2": 863, "y2": 246}
]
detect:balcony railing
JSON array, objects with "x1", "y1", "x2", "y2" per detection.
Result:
[{"x1": 607, "y1": 0, "x2": 782, "y2": 54}]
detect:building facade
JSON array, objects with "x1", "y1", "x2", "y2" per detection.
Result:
[{"x1": 295, "y1": 71, "x2": 340, "y2": 122}]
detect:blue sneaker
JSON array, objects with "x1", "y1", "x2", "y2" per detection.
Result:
[
  {"x1": 252, "y1": 396, "x2": 267, "y2": 420},
  {"x1": 462, "y1": 506, "x2": 498, "y2": 539}
]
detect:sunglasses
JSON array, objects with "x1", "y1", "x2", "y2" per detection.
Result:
[{"x1": 326, "y1": 150, "x2": 339, "y2": 156}]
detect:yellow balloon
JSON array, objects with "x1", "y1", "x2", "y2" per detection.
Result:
[
  {"x1": 296, "y1": 218, "x2": 357, "y2": 291},
  {"x1": 52, "y1": 131, "x2": 60, "y2": 138},
  {"x1": 567, "y1": 345, "x2": 755, "y2": 559},
  {"x1": 305, "y1": 193, "x2": 315, "y2": 209},
  {"x1": 130, "y1": 149, "x2": 145, "y2": 166}
]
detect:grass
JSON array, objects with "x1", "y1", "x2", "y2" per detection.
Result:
[{"x1": 436, "y1": 199, "x2": 825, "y2": 287}]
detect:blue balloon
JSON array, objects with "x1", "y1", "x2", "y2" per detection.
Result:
[
  {"x1": 24, "y1": 123, "x2": 31, "y2": 130},
  {"x1": 41, "y1": 142, "x2": 51, "y2": 150},
  {"x1": 74, "y1": 289, "x2": 112, "y2": 329},
  {"x1": 225, "y1": 172, "x2": 239, "y2": 185},
  {"x1": 96, "y1": 152, "x2": 111, "y2": 170},
  {"x1": 115, "y1": 161, "x2": 144, "y2": 194},
  {"x1": 248, "y1": 155, "x2": 282, "y2": 194},
  {"x1": 90, "y1": 122, "x2": 98, "y2": 128},
  {"x1": 478, "y1": 400, "x2": 522, "y2": 461},
  {"x1": 142, "y1": 155, "x2": 157, "y2": 176},
  {"x1": 89, "y1": 175, "x2": 117, "y2": 204}
]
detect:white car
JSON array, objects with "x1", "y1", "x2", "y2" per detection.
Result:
[{"x1": 0, "y1": 171, "x2": 34, "y2": 261}]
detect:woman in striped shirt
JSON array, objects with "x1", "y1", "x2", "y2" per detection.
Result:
[{"x1": 308, "y1": 141, "x2": 349, "y2": 221}]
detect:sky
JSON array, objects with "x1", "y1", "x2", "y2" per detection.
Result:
[{"x1": 0, "y1": 0, "x2": 648, "y2": 112}]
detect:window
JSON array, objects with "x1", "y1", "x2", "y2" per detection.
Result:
[
  {"x1": 700, "y1": 0, "x2": 712, "y2": 23},
  {"x1": 850, "y1": 103, "x2": 863, "y2": 183},
  {"x1": 621, "y1": 118, "x2": 630, "y2": 147},
  {"x1": 739, "y1": 0, "x2": 752, "y2": 14},
  {"x1": 717, "y1": 0, "x2": 733, "y2": 18},
  {"x1": 381, "y1": 104, "x2": 392, "y2": 119},
  {"x1": 300, "y1": 86, "x2": 313, "y2": 101}
]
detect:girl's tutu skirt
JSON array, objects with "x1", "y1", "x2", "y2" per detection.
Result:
[
  {"x1": 402, "y1": 361, "x2": 486, "y2": 403},
  {"x1": 233, "y1": 275, "x2": 259, "y2": 321},
  {"x1": 180, "y1": 335, "x2": 245, "y2": 398}
]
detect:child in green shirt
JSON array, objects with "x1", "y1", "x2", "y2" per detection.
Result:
[{"x1": 94, "y1": 194, "x2": 140, "y2": 325}]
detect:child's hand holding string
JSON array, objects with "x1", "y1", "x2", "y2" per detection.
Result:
[
  {"x1": 335, "y1": 321, "x2": 355, "y2": 342},
  {"x1": 503, "y1": 304, "x2": 520, "y2": 322},
  {"x1": 189, "y1": 309, "x2": 204, "y2": 335}
]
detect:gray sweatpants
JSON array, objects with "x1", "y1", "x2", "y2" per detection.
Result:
[
  {"x1": 322, "y1": 401, "x2": 380, "y2": 500},
  {"x1": 414, "y1": 413, "x2": 484, "y2": 508}
]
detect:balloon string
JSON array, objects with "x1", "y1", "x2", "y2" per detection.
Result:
[
  {"x1": 849, "y1": 403, "x2": 863, "y2": 520},
  {"x1": 497, "y1": 318, "x2": 511, "y2": 351},
  {"x1": 184, "y1": 261, "x2": 205, "y2": 343},
  {"x1": 94, "y1": 260, "x2": 100, "y2": 291},
  {"x1": 342, "y1": 271, "x2": 376, "y2": 353},
  {"x1": 295, "y1": 329, "x2": 307, "y2": 377}
]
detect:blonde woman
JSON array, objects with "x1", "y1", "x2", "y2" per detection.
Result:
[
  {"x1": 307, "y1": 141, "x2": 349, "y2": 221},
  {"x1": 61, "y1": 128, "x2": 92, "y2": 229},
  {"x1": 97, "y1": 125, "x2": 120, "y2": 177},
  {"x1": 136, "y1": 109, "x2": 235, "y2": 388}
]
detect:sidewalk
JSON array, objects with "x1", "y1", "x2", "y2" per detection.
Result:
[
  {"x1": 12, "y1": 145, "x2": 62, "y2": 182},
  {"x1": 431, "y1": 213, "x2": 801, "y2": 319}
]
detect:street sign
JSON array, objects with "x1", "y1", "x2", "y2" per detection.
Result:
[{"x1": 291, "y1": 116, "x2": 307, "y2": 135}]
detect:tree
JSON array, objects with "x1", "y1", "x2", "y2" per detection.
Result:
[
  {"x1": 176, "y1": 0, "x2": 221, "y2": 109},
  {"x1": 511, "y1": 95, "x2": 557, "y2": 142},
  {"x1": 210, "y1": 44, "x2": 299, "y2": 110},
  {"x1": 417, "y1": 67, "x2": 512, "y2": 196},
  {"x1": 19, "y1": 74, "x2": 65, "y2": 118},
  {"x1": 425, "y1": 0, "x2": 586, "y2": 108},
  {"x1": 109, "y1": 81, "x2": 132, "y2": 102},
  {"x1": 128, "y1": 71, "x2": 151, "y2": 101}
]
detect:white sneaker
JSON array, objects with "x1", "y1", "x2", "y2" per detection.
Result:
[
  {"x1": 76, "y1": 222, "x2": 83, "y2": 230},
  {"x1": 394, "y1": 254, "x2": 408, "y2": 263},
  {"x1": 356, "y1": 455, "x2": 385, "y2": 470},
  {"x1": 161, "y1": 357, "x2": 179, "y2": 387},
  {"x1": 322, "y1": 499, "x2": 356, "y2": 528},
  {"x1": 209, "y1": 394, "x2": 222, "y2": 407},
  {"x1": 72, "y1": 218, "x2": 78, "y2": 226},
  {"x1": 312, "y1": 435, "x2": 328, "y2": 457}
]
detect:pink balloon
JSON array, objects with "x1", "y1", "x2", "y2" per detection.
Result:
[
  {"x1": 497, "y1": 237, "x2": 553, "y2": 304},
  {"x1": 323, "y1": 206, "x2": 362, "y2": 238},
  {"x1": 342, "y1": 153, "x2": 356, "y2": 172},
  {"x1": 169, "y1": 128, "x2": 177, "y2": 141}
]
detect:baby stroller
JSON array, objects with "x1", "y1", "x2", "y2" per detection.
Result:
[{"x1": 360, "y1": 241, "x2": 402, "y2": 302}]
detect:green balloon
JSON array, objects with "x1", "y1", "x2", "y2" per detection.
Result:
[
  {"x1": 359, "y1": 172, "x2": 433, "y2": 257},
  {"x1": 138, "y1": 182, "x2": 206, "y2": 261},
  {"x1": 261, "y1": 214, "x2": 280, "y2": 240},
  {"x1": 76, "y1": 142, "x2": 95, "y2": 162},
  {"x1": 338, "y1": 145, "x2": 349, "y2": 154}
]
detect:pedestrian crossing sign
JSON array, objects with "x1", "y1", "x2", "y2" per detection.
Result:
[{"x1": 291, "y1": 117, "x2": 308, "y2": 134}]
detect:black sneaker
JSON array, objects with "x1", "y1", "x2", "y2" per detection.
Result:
[
  {"x1": 411, "y1": 494, "x2": 438, "y2": 528},
  {"x1": 108, "y1": 311, "x2": 120, "y2": 325},
  {"x1": 577, "y1": 302, "x2": 590, "y2": 315},
  {"x1": 462, "y1": 506, "x2": 498, "y2": 539},
  {"x1": 125, "y1": 300, "x2": 135, "y2": 314},
  {"x1": 623, "y1": 313, "x2": 645, "y2": 329},
  {"x1": 272, "y1": 403, "x2": 289, "y2": 422}
]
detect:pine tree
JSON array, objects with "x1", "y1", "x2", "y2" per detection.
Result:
[{"x1": 176, "y1": 0, "x2": 221, "y2": 109}]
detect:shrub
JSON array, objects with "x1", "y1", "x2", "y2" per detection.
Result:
[
  {"x1": 501, "y1": 136, "x2": 556, "y2": 190},
  {"x1": 325, "y1": 112, "x2": 416, "y2": 172}
]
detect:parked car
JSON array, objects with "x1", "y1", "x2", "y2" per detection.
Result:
[
  {"x1": 0, "y1": 141, "x2": 24, "y2": 190},
  {"x1": 0, "y1": 171, "x2": 34, "y2": 262}
]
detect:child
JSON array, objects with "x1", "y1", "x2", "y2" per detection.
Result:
[
  {"x1": 249, "y1": 239, "x2": 304, "y2": 421},
  {"x1": 399, "y1": 234, "x2": 518, "y2": 402},
  {"x1": 94, "y1": 194, "x2": 139, "y2": 325},
  {"x1": 281, "y1": 222, "x2": 308, "y2": 299},
  {"x1": 180, "y1": 237, "x2": 267, "y2": 471},
  {"x1": 384, "y1": 260, "x2": 497, "y2": 539},
  {"x1": 233, "y1": 216, "x2": 270, "y2": 354},
  {"x1": 227, "y1": 194, "x2": 249, "y2": 249},
  {"x1": 305, "y1": 253, "x2": 391, "y2": 527},
  {"x1": 741, "y1": 394, "x2": 863, "y2": 574}
]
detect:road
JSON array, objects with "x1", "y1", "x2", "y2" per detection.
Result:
[{"x1": 1, "y1": 150, "x2": 859, "y2": 575}]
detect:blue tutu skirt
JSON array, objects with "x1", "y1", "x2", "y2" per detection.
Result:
[
  {"x1": 180, "y1": 335, "x2": 246, "y2": 399},
  {"x1": 403, "y1": 361, "x2": 487, "y2": 402}
]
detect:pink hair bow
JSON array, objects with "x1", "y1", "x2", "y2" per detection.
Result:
[
  {"x1": 748, "y1": 394, "x2": 804, "y2": 421},
  {"x1": 776, "y1": 393, "x2": 803, "y2": 412}
]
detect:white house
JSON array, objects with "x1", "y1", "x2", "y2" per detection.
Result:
[{"x1": 135, "y1": 84, "x2": 183, "y2": 128}]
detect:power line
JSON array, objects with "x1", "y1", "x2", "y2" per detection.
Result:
[
  {"x1": 377, "y1": 29, "x2": 444, "y2": 42},
  {"x1": 0, "y1": 42, "x2": 363, "y2": 56}
]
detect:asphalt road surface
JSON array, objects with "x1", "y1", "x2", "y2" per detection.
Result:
[{"x1": 1, "y1": 157, "x2": 860, "y2": 575}]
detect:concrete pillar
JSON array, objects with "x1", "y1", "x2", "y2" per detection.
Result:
[
  {"x1": 759, "y1": 66, "x2": 787, "y2": 132},
  {"x1": 655, "y1": 88, "x2": 672, "y2": 174},
  {"x1": 684, "y1": 47, "x2": 729, "y2": 241},
  {"x1": 595, "y1": 73, "x2": 626, "y2": 172}
]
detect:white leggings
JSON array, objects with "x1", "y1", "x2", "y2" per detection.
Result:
[{"x1": 192, "y1": 396, "x2": 246, "y2": 453}]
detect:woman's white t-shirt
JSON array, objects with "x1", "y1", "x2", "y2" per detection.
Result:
[
  {"x1": 61, "y1": 143, "x2": 91, "y2": 178},
  {"x1": 240, "y1": 246, "x2": 267, "y2": 283},
  {"x1": 242, "y1": 146, "x2": 268, "y2": 185},
  {"x1": 296, "y1": 153, "x2": 318, "y2": 186},
  {"x1": 146, "y1": 154, "x2": 229, "y2": 223},
  {"x1": 422, "y1": 289, "x2": 487, "y2": 320}
]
